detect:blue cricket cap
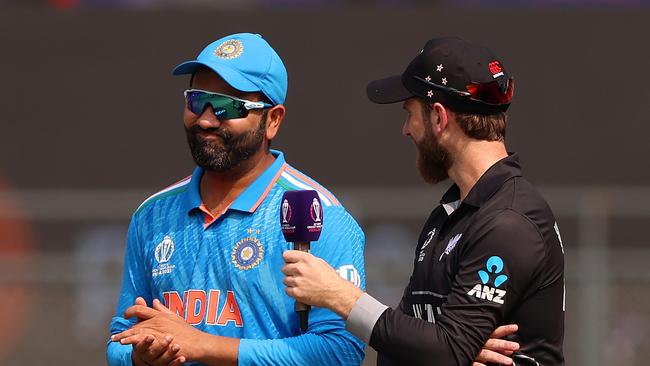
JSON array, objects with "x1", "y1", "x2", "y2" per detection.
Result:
[{"x1": 173, "y1": 33, "x2": 288, "y2": 105}]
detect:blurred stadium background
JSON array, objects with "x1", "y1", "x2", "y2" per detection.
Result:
[{"x1": 1, "y1": 0, "x2": 650, "y2": 365}]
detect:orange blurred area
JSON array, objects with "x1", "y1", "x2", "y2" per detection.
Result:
[{"x1": 0, "y1": 177, "x2": 34, "y2": 364}]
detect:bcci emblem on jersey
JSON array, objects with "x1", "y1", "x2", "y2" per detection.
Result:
[
  {"x1": 467, "y1": 255, "x2": 509, "y2": 304},
  {"x1": 152, "y1": 236, "x2": 176, "y2": 277},
  {"x1": 232, "y1": 237, "x2": 264, "y2": 270}
]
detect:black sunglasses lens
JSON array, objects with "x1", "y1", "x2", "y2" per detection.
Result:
[
  {"x1": 186, "y1": 91, "x2": 249, "y2": 120},
  {"x1": 187, "y1": 92, "x2": 206, "y2": 115},
  {"x1": 214, "y1": 107, "x2": 229, "y2": 119}
]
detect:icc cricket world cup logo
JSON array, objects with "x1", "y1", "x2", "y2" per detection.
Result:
[
  {"x1": 155, "y1": 236, "x2": 175, "y2": 264},
  {"x1": 282, "y1": 199, "x2": 290, "y2": 223},
  {"x1": 311, "y1": 198, "x2": 321, "y2": 223}
]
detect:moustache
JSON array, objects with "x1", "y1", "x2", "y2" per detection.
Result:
[{"x1": 188, "y1": 125, "x2": 232, "y2": 141}]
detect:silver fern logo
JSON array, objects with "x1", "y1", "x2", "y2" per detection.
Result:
[
  {"x1": 439, "y1": 233, "x2": 462, "y2": 261},
  {"x1": 155, "y1": 236, "x2": 175, "y2": 264}
]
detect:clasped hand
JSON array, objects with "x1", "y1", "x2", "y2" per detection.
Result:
[{"x1": 111, "y1": 297, "x2": 201, "y2": 366}]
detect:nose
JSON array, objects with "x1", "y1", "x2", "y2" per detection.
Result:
[
  {"x1": 402, "y1": 118, "x2": 410, "y2": 137},
  {"x1": 195, "y1": 105, "x2": 222, "y2": 129}
]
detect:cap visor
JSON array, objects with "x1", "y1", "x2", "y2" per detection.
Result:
[
  {"x1": 366, "y1": 75, "x2": 413, "y2": 104},
  {"x1": 172, "y1": 60, "x2": 260, "y2": 93}
]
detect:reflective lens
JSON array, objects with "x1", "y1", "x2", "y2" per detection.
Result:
[
  {"x1": 465, "y1": 78, "x2": 514, "y2": 105},
  {"x1": 184, "y1": 89, "x2": 270, "y2": 120}
]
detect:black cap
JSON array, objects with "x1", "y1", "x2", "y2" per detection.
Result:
[{"x1": 367, "y1": 37, "x2": 513, "y2": 114}]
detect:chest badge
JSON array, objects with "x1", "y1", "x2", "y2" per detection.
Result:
[
  {"x1": 417, "y1": 228, "x2": 436, "y2": 262},
  {"x1": 439, "y1": 233, "x2": 462, "y2": 261},
  {"x1": 152, "y1": 235, "x2": 176, "y2": 277},
  {"x1": 232, "y1": 237, "x2": 264, "y2": 270}
]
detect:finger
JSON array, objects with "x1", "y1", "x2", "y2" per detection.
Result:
[
  {"x1": 124, "y1": 305, "x2": 159, "y2": 320},
  {"x1": 111, "y1": 328, "x2": 142, "y2": 342},
  {"x1": 133, "y1": 334, "x2": 155, "y2": 353},
  {"x1": 283, "y1": 275, "x2": 298, "y2": 287},
  {"x1": 490, "y1": 324, "x2": 518, "y2": 338},
  {"x1": 282, "y1": 250, "x2": 310, "y2": 263},
  {"x1": 475, "y1": 349, "x2": 513, "y2": 365},
  {"x1": 143, "y1": 334, "x2": 174, "y2": 361},
  {"x1": 484, "y1": 338, "x2": 520, "y2": 352},
  {"x1": 284, "y1": 286, "x2": 299, "y2": 299},
  {"x1": 169, "y1": 355, "x2": 186, "y2": 366},
  {"x1": 282, "y1": 263, "x2": 305, "y2": 277},
  {"x1": 134, "y1": 297, "x2": 147, "y2": 306},
  {"x1": 154, "y1": 342, "x2": 182, "y2": 364},
  {"x1": 119, "y1": 334, "x2": 149, "y2": 346},
  {"x1": 472, "y1": 363, "x2": 486, "y2": 366},
  {"x1": 152, "y1": 298, "x2": 174, "y2": 314}
]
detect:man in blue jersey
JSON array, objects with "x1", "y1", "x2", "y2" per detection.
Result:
[
  {"x1": 108, "y1": 33, "x2": 518, "y2": 366},
  {"x1": 107, "y1": 33, "x2": 367, "y2": 366}
]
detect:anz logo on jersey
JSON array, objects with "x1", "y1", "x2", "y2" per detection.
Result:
[
  {"x1": 163, "y1": 290, "x2": 243, "y2": 327},
  {"x1": 467, "y1": 256, "x2": 509, "y2": 305}
]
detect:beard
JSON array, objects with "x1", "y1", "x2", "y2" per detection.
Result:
[
  {"x1": 416, "y1": 121, "x2": 452, "y2": 184},
  {"x1": 185, "y1": 115, "x2": 267, "y2": 172}
]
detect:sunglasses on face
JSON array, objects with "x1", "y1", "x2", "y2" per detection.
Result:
[{"x1": 184, "y1": 89, "x2": 273, "y2": 120}]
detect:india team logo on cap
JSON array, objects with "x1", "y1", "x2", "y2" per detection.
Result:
[
  {"x1": 231, "y1": 237, "x2": 264, "y2": 270},
  {"x1": 215, "y1": 39, "x2": 244, "y2": 59}
]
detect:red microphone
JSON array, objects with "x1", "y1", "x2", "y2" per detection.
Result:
[{"x1": 280, "y1": 190, "x2": 323, "y2": 332}]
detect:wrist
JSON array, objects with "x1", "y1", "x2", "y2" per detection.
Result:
[
  {"x1": 194, "y1": 333, "x2": 239, "y2": 366},
  {"x1": 191, "y1": 331, "x2": 212, "y2": 362},
  {"x1": 330, "y1": 279, "x2": 363, "y2": 319}
]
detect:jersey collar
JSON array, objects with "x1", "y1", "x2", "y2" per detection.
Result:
[
  {"x1": 441, "y1": 153, "x2": 523, "y2": 209},
  {"x1": 182, "y1": 149, "x2": 287, "y2": 215}
]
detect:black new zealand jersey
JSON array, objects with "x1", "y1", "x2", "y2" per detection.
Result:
[{"x1": 372, "y1": 154, "x2": 564, "y2": 365}]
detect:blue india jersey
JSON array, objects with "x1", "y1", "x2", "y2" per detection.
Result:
[{"x1": 106, "y1": 150, "x2": 366, "y2": 365}]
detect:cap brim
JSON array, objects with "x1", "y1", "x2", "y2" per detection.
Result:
[
  {"x1": 172, "y1": 60, "x2": 260, "y2": 93},
  {"x1": 366, "y1": 75, "x2": 414, "y2": 104}
]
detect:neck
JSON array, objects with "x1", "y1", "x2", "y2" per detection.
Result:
[
  {"x1": 448, "y1": 140, "x2": 507, "y2": 201},
  {"x1": 200, "y1": 148, "x2": 275, "y2": 216}
]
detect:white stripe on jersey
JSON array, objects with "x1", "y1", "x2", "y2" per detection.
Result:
[
  {"x1": 137, "y1": 177, "x2": 191, "y2": 211},
  {"x1": 281, "y1": 172, "x2": 333, "y2": 206}
]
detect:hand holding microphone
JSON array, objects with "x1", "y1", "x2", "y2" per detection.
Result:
[
  {"x1": 281, "y1": 190, "x2": 363, "y2": 326},
  {"x1": 280, "y1": 190, "x2": 323, "y2": 332}
]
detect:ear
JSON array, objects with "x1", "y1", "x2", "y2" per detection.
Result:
[
  {"x1": 431, "y1": 102, "x2": 449, "y2": 134},
  {"x1": 265, "y1": 104, "x2": 286, "y2": 141}
]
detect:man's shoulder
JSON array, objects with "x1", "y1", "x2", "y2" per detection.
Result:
[
  {"x1": 275, "y1": 163, "x2": 342, "y2": 209},
  {"x1": 485, "y1": 176, "x2": 555, "y2": 223},
  {"x1": 133, "y1": 175, "x2": 192, "y2": 217},
  {"x1": 475, "y1": 177, "x2": 559, "y2": 252}
]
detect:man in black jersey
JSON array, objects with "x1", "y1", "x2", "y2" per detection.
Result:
[{"x1": 282, "y1": 37, "x2": 565, "y2": 366}]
